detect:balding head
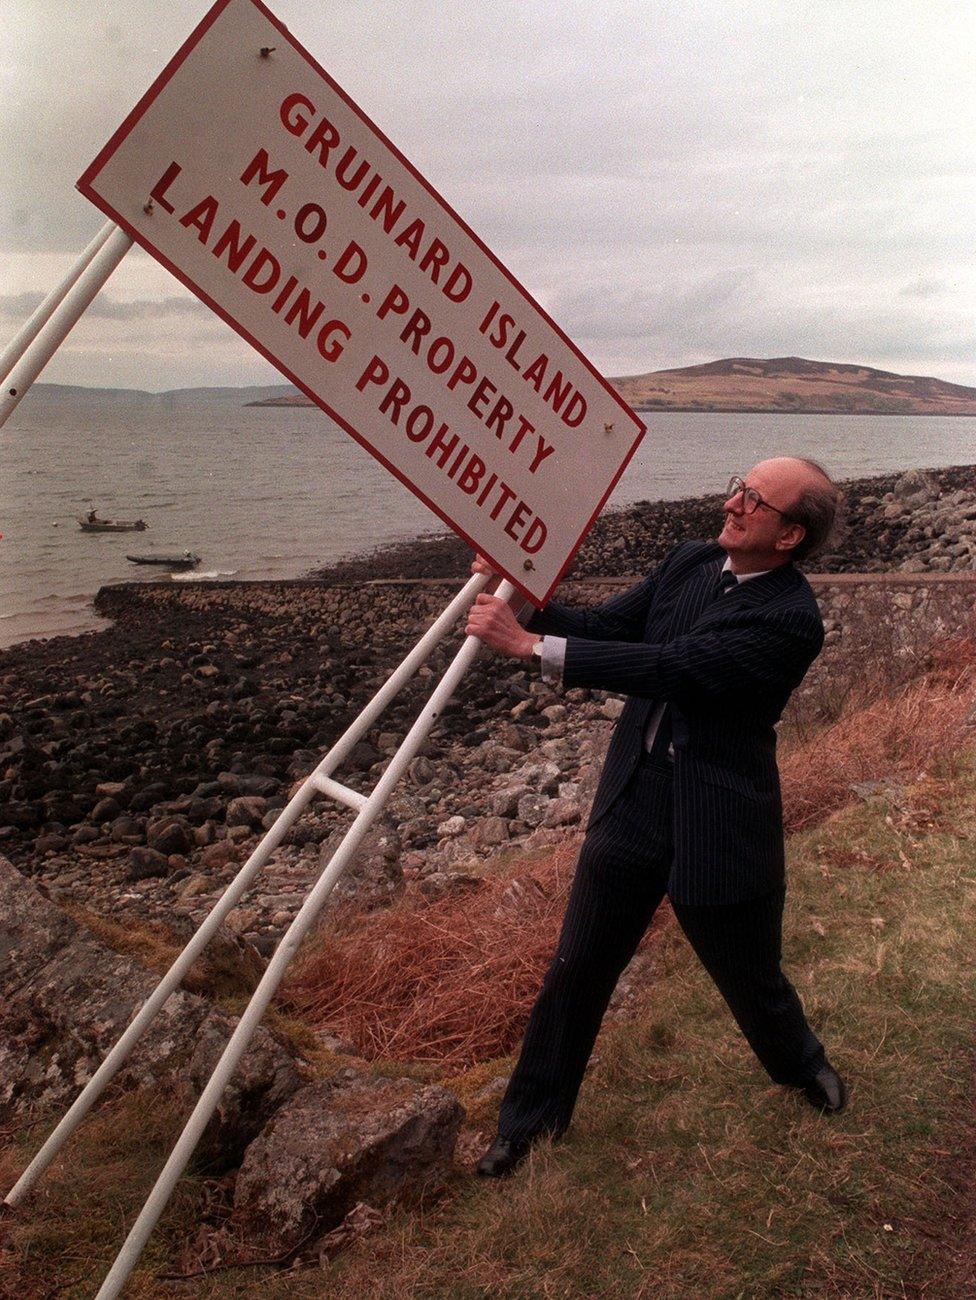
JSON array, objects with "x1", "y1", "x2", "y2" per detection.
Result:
[
  {"x1": 758, "y1": 457, "x2": 841, "y2": 562},
  {"x1": 719, "y1": 457, "x2": 841, "y2": 570}
]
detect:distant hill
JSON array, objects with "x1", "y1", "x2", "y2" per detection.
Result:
[
  {"x1": 21, "y1": 359, "x2": 976, "y2": 415},
  {"x1": 22, "y1": 382, "x2": 299, "y2": 409},
  {"x1": 612, "y1": 357, "x2": 976, "y2": 415}
]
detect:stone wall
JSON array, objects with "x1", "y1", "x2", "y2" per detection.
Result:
[{"x1": 544, "y1": 570, "x2": 976, "y2": 718}]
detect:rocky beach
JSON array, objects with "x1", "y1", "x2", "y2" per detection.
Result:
[
  {"x1": 1, "y1": 463, "x2": 975, "y2": 957},
  {"x1": 3, "y1": 460, "x2": 976, "y2": 1280}
]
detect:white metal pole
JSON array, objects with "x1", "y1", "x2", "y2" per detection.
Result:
[
  {"x1": 0, "y1": 221, "x2": 116, "y2": 385},
  {"x1": 95, "y1": 582, "x2": 514, "y2": 1299},
  {"x1": 0, "y1": 224, "x2": 133, "y2": 430},
  {"x1": 3, "y1": 571, "x2": 490, "y2": 1211}
]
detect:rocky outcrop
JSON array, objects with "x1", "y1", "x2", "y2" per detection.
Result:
[
  {"x1": 0, "y1": 855, "x2": 299, "y2": 1166},
  {"x1": 872, "y1": 472, "x2": 976, "y2": 573},
  {"x1": 233, "y1": 1071, "x2": 464, "y2": 1252}
]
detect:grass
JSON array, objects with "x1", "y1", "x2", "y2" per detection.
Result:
[
  {"x1": 780, "y1": 631, "x2": 976, "y2": 833},
  {"x1": 3, "y1": 752, "x2": 975, "y2": 1296},
  {"x1": 3, "y1": 628, "x2": 976, "y2": 1296},
  {"x1": 306, "y1": 755, "x2": 976, "y2": 1299},
  {"x1": 0, "y1": 1090, "x2": 206, "y2": 1299}
]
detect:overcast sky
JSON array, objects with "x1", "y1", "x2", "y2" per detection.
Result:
[{"x1": 3, "y1": 0, "x2": 974, "y2": 390}]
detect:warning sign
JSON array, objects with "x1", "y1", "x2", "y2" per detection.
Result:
[{"x1": 78, "y1": 0, "x2": 645, "y2": 603}]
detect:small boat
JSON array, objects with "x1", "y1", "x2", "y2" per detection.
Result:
[
  {"x1": 79, "y1": 515, "x2": 147, "y2": 532},
  {"x1": 126, "y1": 551, "x2": 201, "y2": 570}
]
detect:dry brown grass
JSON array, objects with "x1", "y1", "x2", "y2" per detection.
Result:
[
  {"x1": 283, "y1": 633, "x2": 976, "y2": 1081},
  {"x1": 781, "y1": 632, "x2": 976, "y2": 832},
  {"x1": 285, "y1": 847, "x2": 575, "y2": 1069},
  {"x1": 286, "y1": 844, "x2": 613, "y2": 1070},
  {"x1": 0, "y1": 1089, "x2": 200, "y2": 1298}
]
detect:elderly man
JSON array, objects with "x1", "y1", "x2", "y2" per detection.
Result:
[{"x1": 466, "y1": 457, "x2": 846, "y2": 1178}]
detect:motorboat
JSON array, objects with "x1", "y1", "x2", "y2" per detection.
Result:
[
  {"x1": 79, "y1": 515, "x2": 147, "y2": 532},
  {"x1": 126, "y1": 551, "x2": 200, "y2": 570}
]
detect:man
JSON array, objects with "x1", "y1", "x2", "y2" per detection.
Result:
[{"x1": 465, "y1": 457, "x2": 845, "y2": 1178}]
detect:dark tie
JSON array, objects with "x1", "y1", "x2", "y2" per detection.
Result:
[{"x1": 715, "y1": 569, "x2": 738, "y2": 597}]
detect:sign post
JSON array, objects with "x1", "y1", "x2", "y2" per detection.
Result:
[
  {"x1": 3, "y1": 0, "x2": 645, "y2": 1289},
  {"x1": 0, "y1": 219, "x2": 116, "y2": 390},
  {"x1": 0, "y1": 226, "x2": 133, "y2": 428}
]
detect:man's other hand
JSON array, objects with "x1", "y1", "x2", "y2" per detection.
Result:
[
  {"x1": 466, "y1": 593, "x2": 538, "y2": 659},
  {"x1": 471, "y1": 554, "x2": 497, "y2": 577}
]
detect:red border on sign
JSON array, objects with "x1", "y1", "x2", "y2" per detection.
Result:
[{"x1": 77, "y1": 0, "x2": 646, "y2": 606}]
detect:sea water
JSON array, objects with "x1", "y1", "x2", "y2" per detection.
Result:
[{"x1": 2, "y1": 396, "x2": 973, "y2": 648}]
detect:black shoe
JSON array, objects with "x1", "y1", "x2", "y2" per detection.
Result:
[
  {"x1": 803, "y1": 1063, "x2": 848, "y2": 1114},
  {"x1": 475, "y1": 1137, "x2": 531, "y2": 1178}
]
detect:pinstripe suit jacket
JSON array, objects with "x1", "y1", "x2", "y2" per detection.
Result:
[{"x1": 527, "y1": 540, "x2": 824, "y2": 904}]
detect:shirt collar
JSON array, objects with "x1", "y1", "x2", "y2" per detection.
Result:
[{"x1": 720, "y1": 557, "x2": 773, "y2": 584}]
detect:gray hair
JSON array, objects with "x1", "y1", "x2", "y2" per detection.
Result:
[{"x1": 787, "y1": 458, "x2": 842, "y2": 563}]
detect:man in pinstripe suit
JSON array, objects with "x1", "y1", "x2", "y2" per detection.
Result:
[{"x1": 466, "y1": 457, "x2": 846, "y2": 1177}]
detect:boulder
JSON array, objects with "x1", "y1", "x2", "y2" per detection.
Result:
[
  {"x1": 233, "y1": 1073, "x2": 464, "y2": 1252},
  {"x1": 90, "y1": 796, "x2": 122, "y2": 822},
  {"x1": 146, "y1": 815, "x2": 194, "y2": 856},
  {"x1": 489, "y1": 787, "x2": 520, "y2": 818},
  {"x1": 217, "y1": 772, "x2": 281, "y2": 797},
  {"x1": 0, "y1": 856, "x2": 299, "y2": 1165},
  {"x1": 542, "y1": 798, "x2": 581, "y2": 828},
  {"x1": 892, "y1": 468, "x2": 940, "y2": 503},
  {"x1": 125, "y1": 846, "x2": 172, "y2": 880},
  {"x1": 225, "y1": 796, "x2": 268, "y2": 829},
  {"x1": 436, "y1": 815, "x2": 465, "y2": 837},
  {"x1": 199, "y1": 839, "x2": 238, "y2": 870},
  {"x1": 469, "y1": 816, "x2": 510, "y2": 848},
  {"x1": 516, "y1": 792, "x2": 550, "y2": 827}
]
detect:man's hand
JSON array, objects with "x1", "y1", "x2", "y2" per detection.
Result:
[
  {"x1": 471, "y1": 554, "x2": 497, "y2": 577},
  {"x1": 466, "y1": 593, "x2": 539, "y2": 659}
]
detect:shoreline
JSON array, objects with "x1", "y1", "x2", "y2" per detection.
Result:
[
  {"x1": 3, "y1": 462, "x2": 974, "y2": 656},
  {"x1": 307, "y1": 462, "x2": 976, "y2": 587}
]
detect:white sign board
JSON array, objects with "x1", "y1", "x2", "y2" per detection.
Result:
[{"x1": 78, "y1": 0, "x2": 645, "y2": 604}]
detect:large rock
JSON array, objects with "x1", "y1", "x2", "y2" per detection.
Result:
[
  {"x1": 225, "y1": 795, "x2": 268, "y2": 829},
  {"x1": 233, "y1": 1072, "x2": 464, "y2": 1252},
  {"x1": 146, "y1": 814, "x2": 194, "y2": 856},
  {"x1": 892, "y1": 468, "x2": 940, "y2": 504},
  {"x1": 0, "y1": 856, "x2": 299, "y2": 1165}
]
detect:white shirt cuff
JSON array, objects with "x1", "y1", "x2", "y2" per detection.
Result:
[{"x1": 539, "y1": 635, "x2": 566, "y2": 685}]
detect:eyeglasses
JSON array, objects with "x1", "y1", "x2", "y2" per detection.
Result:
[{"x1": 725, "y1": 475, "x2": 793, "y2": 519}]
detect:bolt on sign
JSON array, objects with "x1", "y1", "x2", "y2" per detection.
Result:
[{"x1": 78, "y1": 0, "x2": 645, "y2": 604}]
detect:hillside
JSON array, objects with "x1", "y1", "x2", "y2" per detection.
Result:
[
  {"x1": 22, "y1": 359, "x2": 976, "y2": 415},
  {"x1": 245, "y1": 356, "x2": 976, "y2": 415},
  {"x1": 613, "y1": 355, "x2": 976, "y2": 415}
]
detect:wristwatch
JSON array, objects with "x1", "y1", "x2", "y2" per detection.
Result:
[{"x1": 530, "y1": 638, "x2": 543, "y2": 660}]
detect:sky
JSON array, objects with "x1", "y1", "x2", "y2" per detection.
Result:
[{"x1": 3, "y1": 0, "x2": 975, "y2": 391}]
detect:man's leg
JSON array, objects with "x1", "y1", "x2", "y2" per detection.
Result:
[
  {"x1": 495, "y1": 769, "x2": 672, "y2": 1149},
  {"x1": 671, "y1": 887, "x2": 828, "y2": 1088}
]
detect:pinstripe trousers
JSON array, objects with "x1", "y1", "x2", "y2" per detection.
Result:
[{"x1": 497, "y1": 756, "x2": 826, "y2": 1144}]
